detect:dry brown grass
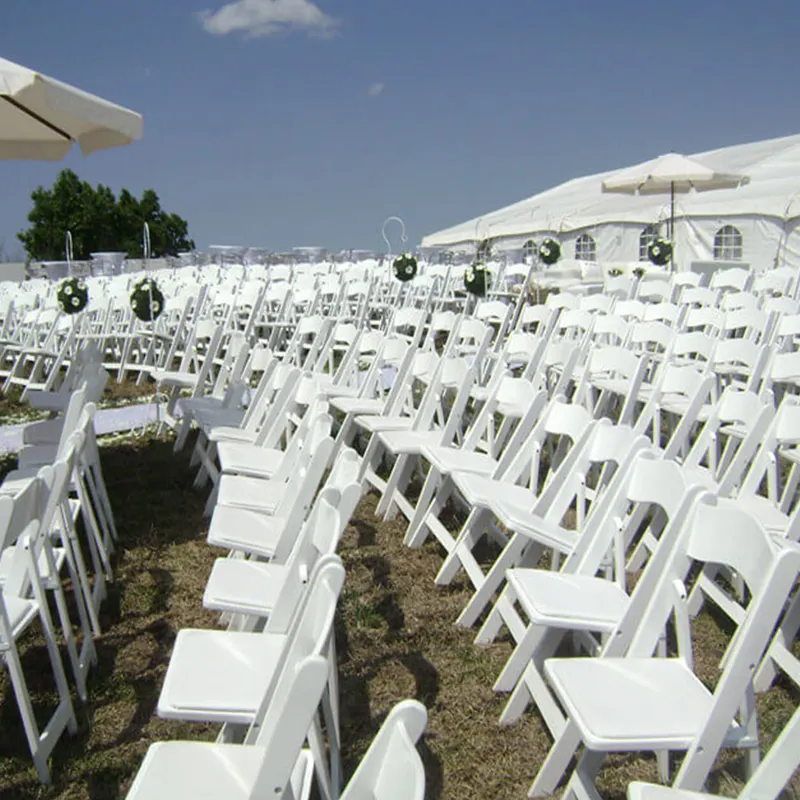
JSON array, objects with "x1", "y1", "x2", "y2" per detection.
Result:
[{"x1": 0, "y1": 425, "x2": 795, "y2": 799}]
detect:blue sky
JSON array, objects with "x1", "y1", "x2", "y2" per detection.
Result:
[{"x1": 1, "y1": 0, "x2": 800, "y2": 257}]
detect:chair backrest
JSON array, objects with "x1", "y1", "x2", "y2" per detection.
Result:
[
  {"x1": 628, "y1": 500, "x2": 800, "y2": 789},
  {"x1": 339, "y1": 700, "x2": 428, "y2": 800},
  {"x1": 266, "y1": 494, "x2": 342, "y2": 634},
  {"x1": 247, "y1": 558, "x2": 345, "y2": 800},
  {"x1": 681, "y1": 387, "x2": 775, "y2": 496},
  {"x1": 494, "y1": 399, "x2": 594, "y2": 498},
  {"x1": 272, "y1": 426, "x2": 335, "y2": 562},
  {"x1": 563, "y1": 450, "x2": 711, "y2": 588}
]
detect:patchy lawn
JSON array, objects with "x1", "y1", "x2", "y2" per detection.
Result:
[{"x1": 0, "y1": 424, "x2": 795, "y2": 799}]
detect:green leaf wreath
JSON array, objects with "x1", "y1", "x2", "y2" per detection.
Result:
[
  {"x1": 648, "y1": 238, "x2": 673, "y2": 266},
  {"x1": 539, "y1": 238, "x2": 561, "y2": 265},
  {"x1": 56, "y1": 277, "x2": 89, "y2": 315},
  {"x1": 392, "y1": 253, "x2": 418, "y2": 282},
  {"x1": 464, "y1": 262, "x2": 491, "y2": 297},
  {"x1": 130, "y1": 277, "x2": 165, "y2": 322}
]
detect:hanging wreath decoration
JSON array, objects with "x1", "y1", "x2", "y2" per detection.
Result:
[
  {"x1": 130, "y1": 277, "x2": 165, "y2": 322},
  {"x1": 648, "y1": 238, "x2": 673, "y2": 266},
  {"x1": 56, "y1": 277, "x2": 89, "y2": 315},
  {"x1": 464, "y1": 262, "x2": 491, "y2": 297},
  {"x1": 539, "y1": 238, "x2": 562, "y2": 265},
  {"x1": 392, "y1": 253, "x2": 418, "y2": 282}
]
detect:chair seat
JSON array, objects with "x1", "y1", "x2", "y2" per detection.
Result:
[
  {"x1": 208, "y1": 426, "x2": 258, "y2": 444},
  {"x1": 216, "y1": 475, "x2": 286, "y2": 512},
  {"x1": 452, "y1": 473, "x2": 535, "y2": 510},
  {"x1": 545, "y1": 657, "x2": 713, "y2": 749},
  {"x1": 195, "y1": 407, "x2": 247, "y2": 433},
  {"x1": 354, "y1": 415, "x2": 414, "y2": 434},
  {"x1": 421, "y1": 446, "x2": 498, "y2": 477},
  {"x1": 126, "y1": 741, "x2": 265, "y2": 800},
  {"x1": 627, "y1": 782, "x2": 714, "y2": 800},
  {"x1": 330, "y1": 397, "x2": 384, "y2": 415},
  {"x1": 508, "y1": 571, "x2": 629, "y2": 631},
  {"x1": 0, "y1": 471, "x2": 37, "y2": 496},
  {"x1": 377, "y1": 430, "x2": 444, "y2": 456},
  {"x1": 217, "y1": 443, "x2": 283, "y2": 479},
  {"x1": 207, "y1": 506, "x2": 285, "y2": 559},
  {"x1": 496, "y1": 505, "x2": 575, "y2": 552},
  {"x1": 152, "y1": 370, "x2": 198, "y2": 389},
  {"x1": 1, "y1": 594, "x2": 38, "y2": 643},
  {"x1": 0, "y1": 545, "x2": 66, "y2": 590},
  {"x1": 591, "y1": 376, "x2": 632, "y2": 396},
  {"x1": 203, "y1": 559, "x2": 284, "y2": 616},
  {"x1": 718, "y1": 494, "x2": 789, "y2": 536},
  {"x1": 158, "y1": 629, "x2": 283, "y2": 723}
]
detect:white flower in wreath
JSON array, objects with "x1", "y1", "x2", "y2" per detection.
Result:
[
  {"x1": 466, "y1": 268, "x2": 475, "y2": 283},
  {"x1": 71, "y1": 296, "x2": 80, "y2": 307},
  {"x1": 651, "y1": 245, "x2": 661, "y2": 256},
  {"x1": 541, "y1": 246, "x2": 550, "y2": 257},
  {"x1": 151, "y1": 301, "x2": 161, "y2": 313},
  {"x1": 405, "y1": 265, "x2": 413, "y2": 275},
  {"x1": 77, "y1": 280, "x2": 86, "y2": 290},
  {"x1": 132, "y1": 299, "x2": 138, "y2": 310},
  {"x1": 64, "y1": 285, "x2": 73, "y2": 296}
]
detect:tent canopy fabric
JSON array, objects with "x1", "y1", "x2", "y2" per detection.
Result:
[
  {"x1": 421, "y1": 133, "x2": 800, "y2": 248},
  {"x1": 0, "y1": 57, "x2": 143, "y2": 160}
]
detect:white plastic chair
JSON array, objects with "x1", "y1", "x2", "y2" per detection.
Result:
[{"x1": 529, "y1": 500, "x2": 800, "y2": 798}]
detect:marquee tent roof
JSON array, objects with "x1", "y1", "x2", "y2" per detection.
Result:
[{"x1": 421, "y1": 132, "x2": 800, "y2": 248}]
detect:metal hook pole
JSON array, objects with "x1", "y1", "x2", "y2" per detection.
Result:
[{"x1": 381, "y1": 216, "x2": 408, "y2": 257}]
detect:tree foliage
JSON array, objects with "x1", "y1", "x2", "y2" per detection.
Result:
[{"x1": 17, "y1": 169, "x2": 195, "y2": 261}]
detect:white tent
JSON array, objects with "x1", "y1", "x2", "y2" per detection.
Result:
[{"x1": 420, "y1": 133, "x2": 800, "y2": 272}]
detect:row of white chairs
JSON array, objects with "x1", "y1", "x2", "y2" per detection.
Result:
[
  {"x1": 161, "y1": 304, "x2": 800, "y2": 799},
  {"x1": 126, "y1": 343, "x2": 436, "y2": 798},
  {"x1": 0, "y1": 348, "x2": 119, "y2": 782}
]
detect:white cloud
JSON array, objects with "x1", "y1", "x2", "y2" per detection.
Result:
[
  {"x1": 367, "y1": 82, "x2": 385, "y2": 97},
  {"x1": 197, "y1": 0, "x2": 338, "y2": 38}
]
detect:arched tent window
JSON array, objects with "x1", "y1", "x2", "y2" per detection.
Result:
[
  {"x1": 575, "y1": 233, "x2": 597, "y2": 262},
  {"x1": 522, "y1": 239, "x2": 537, "y2": 261},
  {"x1": 639, "y1": 225, "x2": 659, "y2": 261},
  {"x1": 713, "y1": 225, "x2": 743, "y2": 261}
]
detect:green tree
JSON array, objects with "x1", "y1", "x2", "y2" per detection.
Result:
[{"x1": 17, "y1": 169, "x2": 195, "y2": 261}]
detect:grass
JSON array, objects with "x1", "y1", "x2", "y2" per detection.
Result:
[{"x1": 0, "y1": 394, "x2": 796, "y2": 798}]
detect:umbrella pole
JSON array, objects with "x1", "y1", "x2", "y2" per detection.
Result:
[{"x1": 670, "y1": 181, "x2": 675, "y2": 270}]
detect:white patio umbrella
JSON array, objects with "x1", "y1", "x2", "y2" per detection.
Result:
[
  {"x1": 0, "y1": 57, "x2": 142, "y2": 160},
  {"x1": 601, "y1": 152, "x2": 748, "y2": 240}
]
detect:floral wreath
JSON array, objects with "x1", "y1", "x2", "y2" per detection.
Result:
[
  {"x1": 464, "y1": 262, "x2": 491, "y2": 297},
  {"x1": 56, "y1": 277, "x2": 89, "y2": 315},
  {"x1": 392, "y1": 253, "x2": 418, "y2": 282},
  {"x1": 648, "y1": 238, "x2": 673, "y2": 266},
  {"x1": 539, "y1": 238, "x2": 561, "y2": 265},
  {"x1": 130, "y1": 277, "x2": 165, "y2": 322}
]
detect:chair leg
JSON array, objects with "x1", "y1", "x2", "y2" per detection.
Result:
[
  {"x1": 435, "y1": 506, "x2": 491, "y2": 586},
  {"x1": 457, "y1": 534, "x2": 533, "y2": 630},
  {"x1": 403, "y1": 469, "x2": 447, "y2": 548},
  {"x1": 375, "y1": 452, "x2": 414, "y2": 518},
  {"x1": 528, "y1": 719, "x2": 584, "y2": 798}
]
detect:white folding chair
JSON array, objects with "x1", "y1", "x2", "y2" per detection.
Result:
[{"x1": 528, "y1": 500, "x2": 800, "y2": 799}]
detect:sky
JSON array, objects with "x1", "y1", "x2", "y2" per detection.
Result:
[{"x1": 2, "y1": 0, "x2": 800, "y2": 258}]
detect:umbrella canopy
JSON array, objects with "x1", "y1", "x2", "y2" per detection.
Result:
[
  {"x1": 601, "y1": 152, "x2": 748, "y2": 244},
  {"x1": 0, "y1": 57, "x2": 142, "y2": 160},
  {"x1": 601, "y1": 152, "x2": 747, "y2": 195}
]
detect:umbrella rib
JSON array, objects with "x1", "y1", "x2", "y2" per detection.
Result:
[{"x1": 0, "y1": 95, "x2": 73, "y2": 142}]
